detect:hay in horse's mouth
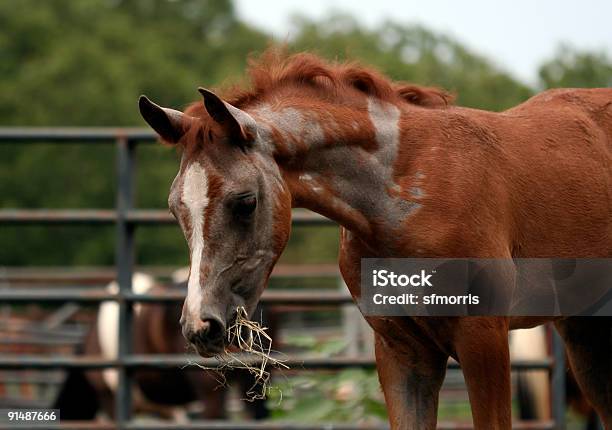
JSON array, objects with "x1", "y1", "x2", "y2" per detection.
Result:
[{"x1": 188, "y1": 306, "x2": 288, "y2": 402}]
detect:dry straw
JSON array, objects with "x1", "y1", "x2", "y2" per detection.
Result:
[{"x1": 188, "y1": 306, "x2": 288, "y2": 401}]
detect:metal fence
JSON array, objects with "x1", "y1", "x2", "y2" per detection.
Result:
[{"x1": 0, "y1": 128, "x2": 566, "y2": 430}]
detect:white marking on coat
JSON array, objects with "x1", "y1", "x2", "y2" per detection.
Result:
[
  {"x1": 182, "y1": 162, "x2": 210, "y2": 320},
  {"x1": 298, "y1": 172, "x2": 324, "y2": 193},
  {"x1": 253, "y1": 105, "x2": 325, "y2": 151},
  {"x1": 367, "y1": 98, "x2": 400, "y2": 172},
  {"x1": 410, "y1": 186, "x2": 424, "y2": 198},
  {"x1": 367, "y1": 99, "x2": 422, "y2": 220},
  {"x1": 98, "y1": 272, "x2": 155, "y2": 391}
]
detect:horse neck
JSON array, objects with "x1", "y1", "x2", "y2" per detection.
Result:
[{"x1": 251, "y1": 96, "x2": 421, "y2": 247}]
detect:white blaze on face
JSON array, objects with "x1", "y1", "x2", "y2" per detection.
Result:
[{"x1": 182, "y1": 162, "x2": 210, "y2": 320}]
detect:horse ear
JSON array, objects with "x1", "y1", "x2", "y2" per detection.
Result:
[
  {"x1": 138, "y1": 95, "x2": 192, "y2": 144},
  {"x1": 198, "y1": 88, "x2": 256, "y2": 145}
]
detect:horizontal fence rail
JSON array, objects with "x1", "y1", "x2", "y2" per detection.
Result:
[
  {"x1": 0, "y1": 127, "x2": 156, "y2": 142},
  {"x1": 0, "y1": 288, "x2": 354, "y2": 304},
  {"x1": 0, "y1": 355, "x2": 555, "y2": 371},
  {"x1": 0, "y1": 209, "x2": 331, "y2": 226},
  {"x1": 0, "y1": 128, "x2": 567, "y2": 430},
  {"x1": 0, "y1": 264, "x2": 340, "y2": 283}
]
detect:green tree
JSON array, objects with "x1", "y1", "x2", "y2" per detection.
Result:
[
  {"x1": 0, "y1": 0, "x2": 268, "y2": 126},
  {"x1": 0, "y1": 0, "x2": 270, "y2": 265},
  {"x1": 538, "y1": 45, "x2": 612, "y2": 89}
]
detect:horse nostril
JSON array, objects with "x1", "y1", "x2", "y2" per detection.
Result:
[
  {"x1": 201, "y1": 318, "x2": 224, "y2": 341},
  {"x1": 200, "y1": 320, "x2": 211, "y2": 335}
]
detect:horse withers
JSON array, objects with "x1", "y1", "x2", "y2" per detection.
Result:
[{"x1": 139, "y1": 50, "x2": 612, "y2": 429}]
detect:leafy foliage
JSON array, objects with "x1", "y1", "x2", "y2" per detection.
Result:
[
  {"x1": 268, "y1": 368, "x2": 386, "y2": 423},
  {"x1": 0, "y1": 0, "x2": 268, "y2": 265},
  {"x1": 539, "y1": 45, "x2": 612, "y2": 89},
  {"x1": 267, "y1": 335, "x2": 386, "y2": 423}
]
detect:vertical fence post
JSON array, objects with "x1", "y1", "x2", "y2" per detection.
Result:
[
  {"x1": 551, "y1": 330, "x2": 566, "y2": 430},
  {"x1": 115, "y1": 136, "x2": 136, "y2": 428}
]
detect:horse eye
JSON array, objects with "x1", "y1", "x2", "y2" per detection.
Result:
[{"x1": 234, "y1": 196, "x2": 257, "y2": 218}]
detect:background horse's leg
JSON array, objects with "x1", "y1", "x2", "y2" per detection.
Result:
[
  {"x1": 555, "y1": 317, "x2": 612, "y2": 427},
  {"x1": 511, "y1": 327, "x2": 550, "y2": 421},
  {"x1": 454, "y1": 317, "x2": 511, "y2": 430},
  {"x1": 374, "y1": 332, "x2": 448, "y2": 430}
]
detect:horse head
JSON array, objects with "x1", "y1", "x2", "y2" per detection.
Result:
[{"x1": 139, "y1": 90, "x2": 292, "y2": 357}]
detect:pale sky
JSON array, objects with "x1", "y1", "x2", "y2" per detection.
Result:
[{"x1": 234, "y1": 0, "x2": 612, "y2": 85}]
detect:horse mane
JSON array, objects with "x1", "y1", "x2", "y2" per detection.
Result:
[
  {"x1": 227, "y1": 48, "x2": 453, "y2": 108},
  {"x1": 185, "y1": 48, "x2": 453, "y2": 120}
]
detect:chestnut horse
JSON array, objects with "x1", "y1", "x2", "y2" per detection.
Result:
[{"x1": 138, "y1": 50, "x2": 611, "y2": 429}]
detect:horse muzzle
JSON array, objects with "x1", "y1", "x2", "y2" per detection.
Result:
[{"x1": 181, "y1": 314, "x2": 226, "y2": 357}]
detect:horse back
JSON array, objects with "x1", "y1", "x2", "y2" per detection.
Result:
[
  {"x1": 392, "y1": 88, "x2": 611, "y2": 259},
  {"x1": 508, "y1": 87, "x2": 612, "y2": 146},
  {"x1": 501, "y1": 88, "x2": 612, "y2": 257}
]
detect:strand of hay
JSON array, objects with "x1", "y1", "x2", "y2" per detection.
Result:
[{"x1": 187, "y1": 306, "x2": 288, "y2": 401}]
